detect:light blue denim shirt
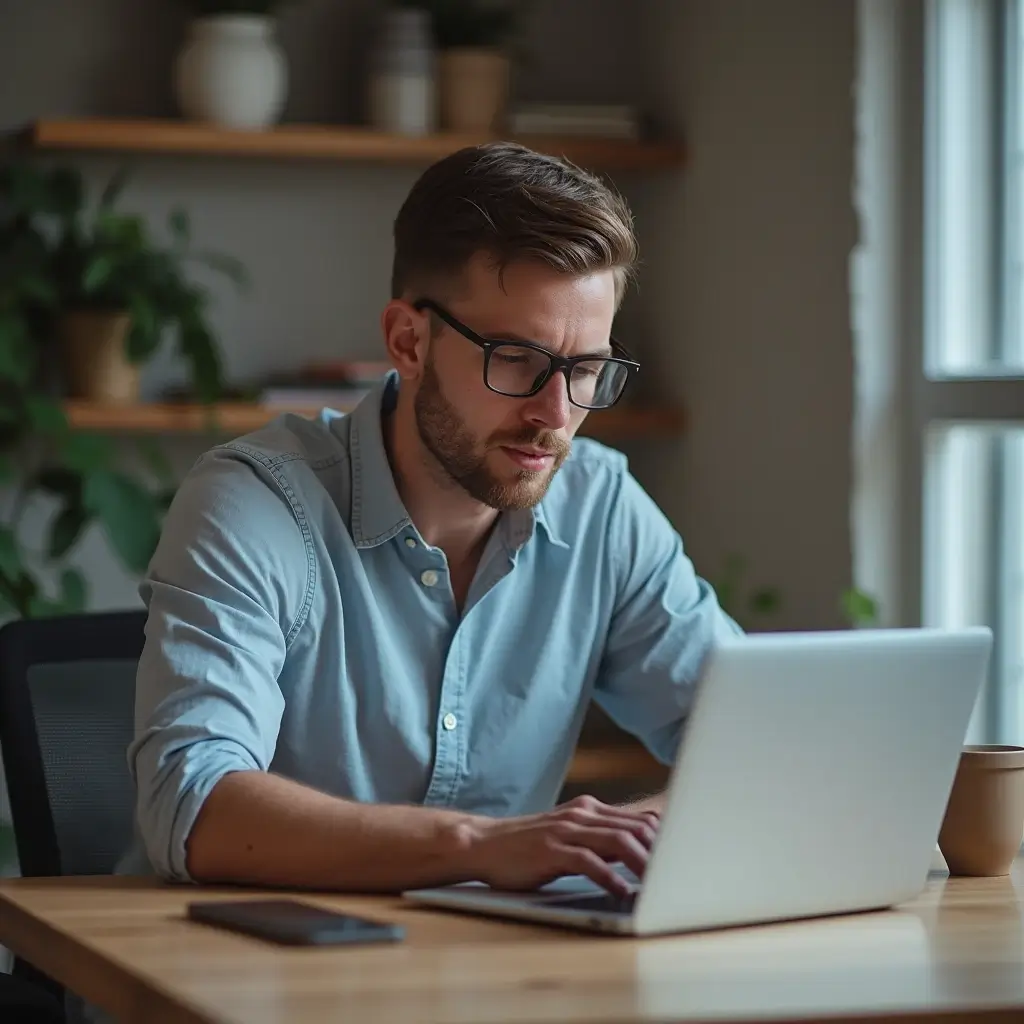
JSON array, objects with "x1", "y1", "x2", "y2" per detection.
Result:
[{"x1": 123, "y1": 371, "x2": 739, "y2": 882}]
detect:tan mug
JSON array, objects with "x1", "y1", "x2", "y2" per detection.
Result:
[{"x1": 938, "y1": 745, "x2": 1024, "y2": 876}]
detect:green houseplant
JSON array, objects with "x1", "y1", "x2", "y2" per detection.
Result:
[
  {"x1": 841, "y1": 587, "x2": 881, "y2": 627},
  {"x1": 713, "y1": 552, "x2": 782, "y2": 630},
  {"x1": 0, "y1": 161, "x2": 246, "y2": 619},
  {"x1": 712, "y1": 553, "x2": 882, "y2": 631}
]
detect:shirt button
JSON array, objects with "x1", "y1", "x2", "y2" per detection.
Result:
[
  {"x1": 442, "y1": 712, "x2": 458, "y2": 731},
  {"x1": 405, "y1": 537, "x2": 417, "y2": 548},
  {"x1": 420, "y1": 569, "x2": 439, "y2": 587}
]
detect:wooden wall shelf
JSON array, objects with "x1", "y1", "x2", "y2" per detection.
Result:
[
  {"x1": 21, "y1": 119, "x2": 686, "y2": 171},
  {"x1": 63, "y1": 401, "x2": 685, "y2": 440}
]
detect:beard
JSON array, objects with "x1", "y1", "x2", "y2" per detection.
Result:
[{"x1": 413, "y1": 355, "x2": 571, "y2": 510}]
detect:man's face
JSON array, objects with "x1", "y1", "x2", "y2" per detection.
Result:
[{"x1": 413, "y1": 257, "x2": 617, "y2": 511}]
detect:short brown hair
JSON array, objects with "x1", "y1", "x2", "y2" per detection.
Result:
[{"x1": 391, "y1": 142, "x2": 638, "y2": 307}]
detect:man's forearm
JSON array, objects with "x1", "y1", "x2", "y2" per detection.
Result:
[{"x1": 185, "y1": 770, "x2": 481, "y2": 891}]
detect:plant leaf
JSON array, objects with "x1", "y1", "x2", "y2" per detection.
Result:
[
  {"x1": 95, "y1": 211, "x2": 145, "y2": 249},
  {"x1": 46, "y1": 166, "x2": 84, "y2": 222},
  {"x1": 36, "y1": 466, "x2": 82, "y2": 500},
  {"x1": 83, "y1": 469, "x2": 161, "y2": 574},
  {"x1": 26, "y1": 396, "x2": 68, "y2": 436},
  {"x1": 83, "y1": 254, "x2": 116, "y2": 295},
  {"x1": 18, "y1": 274, "x2": 58, "y2": 306},
  {"x1": 27, "y1": 593, "x2": 64, "y2": 619},
  {"x1": 748, "y1": 587, "x2": 782, "y2": 616},
  {"x1": 49, "y1": 502, "x2": 90, "y2": 559},
  {"x1": 0, "y1": 309, "x2": 35, "y2": 386},
  {"x1": 178, "y1": 314, "x2": 223, "y2": 403},
  {"x1": 60, "y1": 433, "x2": 113, "y2": 475},
  {"x1": 59, "y1": 567, "x2": 87, "y2": 613},
  {"x1": 0, "y1": 228, "x2": 50, "y2": 295},
  {"x1": 841, "y1": 588, "x2": 879, "y2": 627},
  {"x1": 125, "y1": 295, "x2": 162, "y2": 362},
  {"x1": 169, "y1": 207, "x2": 190, "y2": 246},
  {"x1": 0, "y1": 525, "x2": 22, "y2": 580}
]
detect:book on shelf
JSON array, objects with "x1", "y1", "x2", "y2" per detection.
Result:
[
  {"x1": 259, "y1": 386, "x2": 373, "y2": 409},
  {"x1": 256, "y1": 359, "x2": 391, "y2": 410},
  {"x1": 508, "y1": 103, "x2": 641, "y2": 140}
]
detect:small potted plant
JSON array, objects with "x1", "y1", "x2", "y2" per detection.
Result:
[
  {"x1": 1, "y1": 161, "x2": 247, "y2": 405},
  {"x1": 173, "y1": 0, "x2": 297, "y2": 129},
  {"x1": 404, "y1": 0, "x2": 519, "y2": 133},
  {"x1": 0, "y1": 164, "x2": 241, "y2": 617}
]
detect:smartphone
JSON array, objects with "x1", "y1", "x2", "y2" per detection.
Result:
[{"x1": 186, "y1": 898, "x2": 405, "y2": 947}]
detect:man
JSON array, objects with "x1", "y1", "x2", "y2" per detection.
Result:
[{"x1": 123, "y1": 142, "x2": 738, "y2": 900}]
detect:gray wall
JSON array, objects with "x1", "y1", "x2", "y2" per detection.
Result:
[
  {"x1": 0, "y1": 0, "x2": 859, "y2": 630},
  {"x1": 633, "y1": 0, "x2": 858, "y2": 630}
]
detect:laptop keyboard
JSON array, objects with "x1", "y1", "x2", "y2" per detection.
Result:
[{"x1": 539, "y1": 891, "x2": 638, "y2": 915}]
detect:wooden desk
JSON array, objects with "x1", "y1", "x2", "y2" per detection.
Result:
[{"x1": 2, "y1": 854, "x2": 1024, "y2": 1024}]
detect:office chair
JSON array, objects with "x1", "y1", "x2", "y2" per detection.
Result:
[{"x1": 0, "y1": 609, "x2": 147, "y2": 1022}]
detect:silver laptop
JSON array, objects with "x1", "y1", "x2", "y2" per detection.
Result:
[{"x1": 404, "y1": 627, "x2": 992, "y2": 936}]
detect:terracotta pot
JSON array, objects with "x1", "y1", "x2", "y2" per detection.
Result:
[
  {"x1": 60, "y1": 310, "x2": 140, "y2": 404},
  {"x1": 938, "y1": 745, "x2": 1024, "y2": 876},
  {"x1": 438, "y1": 48, "x2": 509, "y2": 133}
]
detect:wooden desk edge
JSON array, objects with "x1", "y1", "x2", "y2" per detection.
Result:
[
  {"x1": 0, "y1": 891, "x2": 210, "y2": 1024},
  {"x1": 3, "y1": 877, "x2": 1024, "y2": 1024}
]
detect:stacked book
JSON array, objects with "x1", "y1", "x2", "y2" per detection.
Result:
[
  {"x1": 258, "y1": 360, "x2": 391, "y2": 410},
  {"x1": 507, "y1": 103, "x2": 641, "y2": 140}
]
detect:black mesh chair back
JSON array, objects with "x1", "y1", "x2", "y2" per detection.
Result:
[{"x1": 0, "y1": 610, "x2": 146, "y2": 1020}]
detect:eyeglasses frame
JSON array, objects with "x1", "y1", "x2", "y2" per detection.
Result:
[{"x1": 412, "y1": 298, "x2": 639, "y2": 410}]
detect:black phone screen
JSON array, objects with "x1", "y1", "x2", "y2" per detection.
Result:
[{"x1": 186, "y1": 898, "x2": 406, "y2": 946}]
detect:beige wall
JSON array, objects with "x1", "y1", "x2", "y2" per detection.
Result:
[
  {"x1": 630, "y1": 0, "x2": 858, "y2": 630},
  {"x1": 0, "y1": 0, "x2": 858, "y2": 629}
]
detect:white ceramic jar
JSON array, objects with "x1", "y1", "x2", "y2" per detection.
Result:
[
  {"x1": 175, "y1": 15, "x2": 288, "y2": 130},
  {"x1": 367, "y1": 7, "x2": 437, "y2": 136}
]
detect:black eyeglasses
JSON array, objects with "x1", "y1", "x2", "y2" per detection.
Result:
[{"x1": 413, "y1": 298, "x2": 639, "y2": 410}]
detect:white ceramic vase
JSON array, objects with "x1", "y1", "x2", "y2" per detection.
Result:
[{"x1": 175, "y1": 15, "x2": 288, "y2": 130}]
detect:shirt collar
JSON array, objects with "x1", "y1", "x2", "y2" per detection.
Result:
[
  {"x1": 346, "y1": 369, "x2": 570, "y2": 551},
  {"x1": 348, "y1": 371, "x2": 412, "y2": 549},
  {"x1": 533, "y1": 500, "x2": 569, "y2": 549}
]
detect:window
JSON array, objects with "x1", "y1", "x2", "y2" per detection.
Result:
[
  {"x1": 855, "y1": 0, "x2": 1024, "y2": 743},
  {"x1": 924, "y1": 0, "x2": 1024, "y2": 742}
]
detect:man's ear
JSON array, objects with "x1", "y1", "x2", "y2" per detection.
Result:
[{"x1": 381, "y1": 299, "x2": 430, "y2": 380}]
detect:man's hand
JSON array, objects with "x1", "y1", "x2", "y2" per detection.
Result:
[
  {"x1": 619, "y1": 791, "x2": 666, "y2": 815},
  {"x1": 456, "y1": 794, "x2": 660, "y2": 896}
]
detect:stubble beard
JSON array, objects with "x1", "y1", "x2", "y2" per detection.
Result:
[{"x1": 413, "y1": 356, "x2": 571, "y2": 511}]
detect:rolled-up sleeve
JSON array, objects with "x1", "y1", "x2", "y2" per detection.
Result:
[
  {"x1": 128, "y1": 449, "x2": 310, "y2": 882},
  {"x1": 593, "y1": 471, "x2": 742, "y2": 765}
]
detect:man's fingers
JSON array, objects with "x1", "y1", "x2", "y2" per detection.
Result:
[
  {"x1": 556, "y1": 845, "x2": 634, "y2": 897},
  {"x1": 561, "y1": 806, "x2": 658, "y2": 849},
  {"x1": 601, "y1": 813, "x2": 658, "y2": 849},
  {"x1": 556, "y1": 824, "x2": 650, "y2": 879}
]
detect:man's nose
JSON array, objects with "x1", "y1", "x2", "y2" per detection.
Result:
[{"x1": 523, "y1": 371, "x2": 572, "y2": 430}]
